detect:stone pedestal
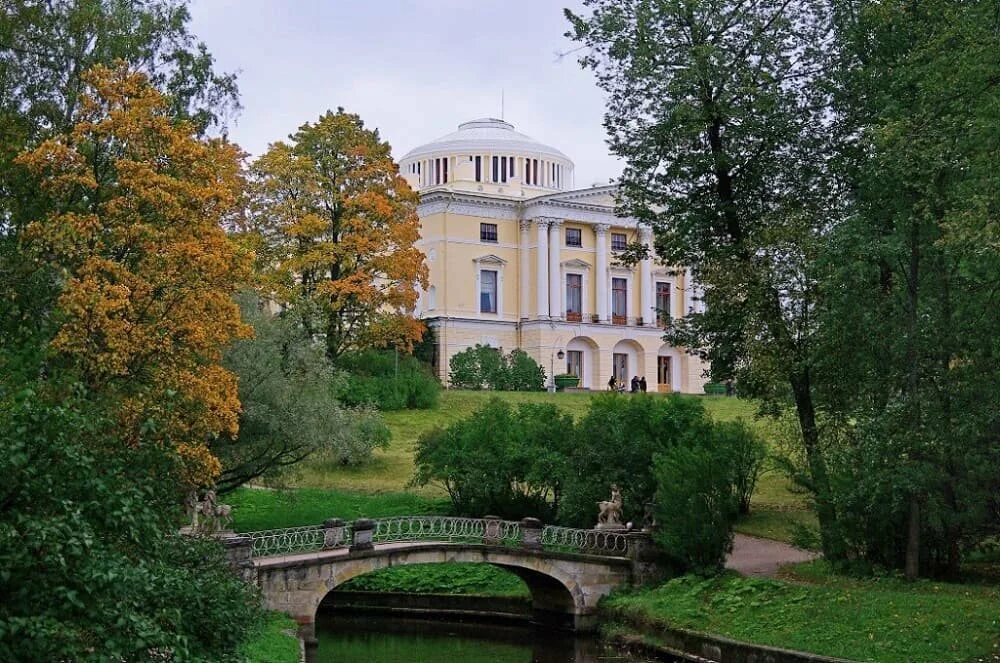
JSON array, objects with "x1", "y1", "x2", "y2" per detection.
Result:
[
  {"x1": 323, "y1": 518, "x2": 345, "y2": 549},
  {"x1": 218, "y1": 532, "x2": 256, "y2": 584},
  {"x1": 350, "y1": 518, "x2": 375, "y2": 552},
  {"x1": 520, "y1": 517, "x2": 543, "y2": 550},
  {"x1": 483, "y1": 515, "x2": 502, "y2": 545}
]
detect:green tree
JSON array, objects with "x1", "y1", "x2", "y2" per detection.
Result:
[
  {"x1": 559, "y1": 393, "x2": 714, "y2": 528},
  {"x1": 567, "y1": 0, "x2": 846, "y2": 558},
  {"x1": 0, "y1": 389, "x2": 260, "y2": 660},
  {"x1": 411, "y1": 399, "x2": 573, "y2": 521},
  {"x1": 448, "y1": 345, "x2": 545, "y2": 391},
  {"x1": 216, "y1": 293, "x2": 390, "y2": 493},
  {"x1": 817, "y1": 0, "x2": 1000, "y2": 578}
]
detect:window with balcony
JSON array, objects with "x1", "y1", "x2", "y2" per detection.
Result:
[
  {"x1": 656, "y1": 281, "x2": 672, "y2": 326},
  {"x1": 480, "y1": 270, "x2": 497, "y2": 314},
  {"x1": 565, "y1": 228, "x2": 582, "y2": 247},
  {"x1": 566, "y1": 274, "x2": 582, "y2": 322},
  {"x1": 612, "y1": 277, "x2": 627, "y2": 325},
  {"x1": 480, "y1": 223, "x2": 498, "y2": 243},
  {"x1": 611, "y1": 233, "x2": 628, "y2": 251}
]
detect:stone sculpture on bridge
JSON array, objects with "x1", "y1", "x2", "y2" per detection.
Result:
[
  {"x1": 596, "y1": 484, "x2": 625, "y2": 530},
  {"x1": 184, "y1": 488, "x2": 233, "y2": 534}
]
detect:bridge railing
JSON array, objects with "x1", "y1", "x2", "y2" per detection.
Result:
[{"x1": 244, "y1": 516, "x2": 634, "y2": 559}]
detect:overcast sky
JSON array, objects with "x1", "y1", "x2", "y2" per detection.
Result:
[{"x1": 186, "y1": 0, "x2": 622, "y2": 187}]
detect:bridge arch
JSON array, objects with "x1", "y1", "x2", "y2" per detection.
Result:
[{"x1": 255, "y1": 543, "x2": 632, "y2": 639}]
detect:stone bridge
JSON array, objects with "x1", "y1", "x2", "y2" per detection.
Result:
[{"x1": 223, "y1": 515, "x2": 663, "y2": 650}]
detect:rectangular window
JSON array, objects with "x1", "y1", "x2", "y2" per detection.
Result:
[
  {"x1": 613, "y1": 353, "x2": 628, "y2": 384},
  {"x1": 508, "y1": 156, "x2": 515, "y2": 179},
  {"x1": 443, "y1": 157, "x2": 448, "y2": 183},
  {"x1": 612, "y1": 277, "x2": 627, "y2": 324},
  {"x1": 567, "y1": 350, "x2": 583, "y2": 378},
  {"x1": 475, "y1": 155, "x2": 482, "y2": 182},
  {"x1": 566, "y1": 274, "x2": 582, "y2": 321},
  {"x1": 565, "y1": 227, "x2": 582, "y2": 247},
  {"x1": 533, "y1": 159, "x2": 539, "y2": 185},
  {"x1": 480, "y1": 270, "x2": 497, "y2": 314},
  {"x1": 492, "y1": 156, "x2": 499, "y2": 183},
  {"x1": 611, "y1": 233, "x2": 628, "y2": 251},
  {"x1": 501, "y1": 155, "x2": 507, "y2": 182},
  {"x1": 658, "y1": 356, "x2": 672, "y2": 388},
  {"x1": 480, "y1": 223, "x2": 498, "y2": 243},
  {"x1": 656, "y1": 282, "x2": 672, "y2": 325}
]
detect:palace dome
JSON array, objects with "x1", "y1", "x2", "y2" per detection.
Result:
[
  {"x1": 400, "y1": 118, "x2": 574, "y2": 192},
  {"x1": 402, "y1": 118, "x2": 571, "y2": 163}
]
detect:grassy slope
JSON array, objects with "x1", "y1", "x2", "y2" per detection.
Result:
[
  {"x1": 287, "y1": 389, "x2": 814, "y2": 544},
  {"x1": 242, "y1": 612, "x2": 300, "y2": 663},
  {"x1": 603, "y1": 561, "x2": 1000, "y2": 663}
]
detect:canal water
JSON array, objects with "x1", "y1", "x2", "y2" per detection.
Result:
[{"x1": 315, "y1": 614, "x2": 664, "y2": 662}]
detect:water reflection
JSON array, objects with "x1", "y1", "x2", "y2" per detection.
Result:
[{"x1": 315, "y1": 614, "x2": 660, "y2": 662}]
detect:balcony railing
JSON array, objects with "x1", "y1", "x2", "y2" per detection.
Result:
[
  {"x1": 566, "y1": 311, "x2": 582, "y2": 323},
  {"x1": 612, "y1": 314, "x2": 627, "y2": 326}
]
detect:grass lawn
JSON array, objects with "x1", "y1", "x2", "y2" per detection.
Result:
[
  {"x1": 230, "y1": 486, "x2": 447, "y2": 532},
  {"x1": 603, "y1": 561, "x2": 1000, "y2": 663},
  {"x1": 242, "y1": 612, "x2": 300, "y2": 663}
]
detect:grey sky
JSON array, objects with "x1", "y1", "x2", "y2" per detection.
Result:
[{"x1": 186, "y1": 0, "x2": 622, "y2": 187}]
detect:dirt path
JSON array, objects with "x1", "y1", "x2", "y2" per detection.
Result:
[{"x1": 726, "y1": 534, "x2": 819, "y2": 577}]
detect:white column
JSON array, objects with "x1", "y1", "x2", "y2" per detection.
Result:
[
  {"x1": 639, "y1": 226, "x2": 653, "y2": 325},
  {"x1": 519, "y1": 220, "x2": 532, "y2": 319},
  {"x1": 683, "y1": 267, "x2": 693, "y2": 314},
  {"x1": 595, "y1": 224, "x2": 610, "y2": 322},
  {"x1": 548, "y1": 219, "x2": 563, "y2": 319},
  {"x1": 536, "y1": 219, "x2": 550, "y2": 318}
]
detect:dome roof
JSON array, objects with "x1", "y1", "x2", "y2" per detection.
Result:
[{"x1": 401, "y1": 118, "x2": 571, "y2": 163}]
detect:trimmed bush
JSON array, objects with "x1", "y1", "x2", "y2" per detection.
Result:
[
  {"x1": 336, "y1": 350, "x2": 441, "y2": 411},
  {"x1": 448, "y1": 345, "x2": 545, "y2": 391}
]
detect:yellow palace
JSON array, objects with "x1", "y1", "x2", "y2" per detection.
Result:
[{"x1": 401, "y1": 118, "x2": 708, "y2": 393}]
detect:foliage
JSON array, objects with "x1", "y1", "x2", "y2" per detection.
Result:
[
  {"x1": 602, "y1": 566, "x2": 1000, "y2": 663},
  {"x1": 811, "y1": 0, "x2": 1000, "y2": 578},
  {"x1": 337, "y1": 563, "x2": 529, "y2": 598},
  {"x1": 653, "y1": 443, "x2": 739, "y2": 573},
  {"x1": 216, "y1": 293, "x2": 390, "y2": 494},
  {"x1": 0, "y1": 390, "x2": 261, "y2": 661},
  {"x1": 229, "y1": 487, "x2": 448, "y2": 533},
  {"x1": 248, "y1": 108, "x2": 428, "y2": 360},
  {"x1": 336, "y1": 349, "x2": 441, "y2": 411},
  {"x1": 567, "y1": 0, "x2": 844, "y2": 559},
  {"x1": 243, "y1": 612, "x2": 300, "y2": 663},
  {"x1": 411, "y1": 399, "x2": 574, "y2": 521},
  {"x1": 448, "y1": 345, "x2": 545, "y2": 391},
  {"x1": 720, "y1": 421, "x2": 768, "y2": 516},
  {"x1": 559, "y1": 394, "x2": 714, "y2": 528}
]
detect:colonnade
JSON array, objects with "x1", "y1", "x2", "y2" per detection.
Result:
[{"x1": 519, "y1": 217, "x2": 655, "y2": 323}]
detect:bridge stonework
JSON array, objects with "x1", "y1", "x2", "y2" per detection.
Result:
[{"x1": 237, "y1": 516, "x2": 664, "y2": 655}]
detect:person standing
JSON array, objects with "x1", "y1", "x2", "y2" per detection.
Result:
[
  {"x1": 630, "y1": 376, "x2": 639, "y2": 393},
  {"x1": 608, "y1": 375, "x2": 617, "y2": 392},
  {"x1": 639, "y1": 376, "x2": 647, "y2": 393}
]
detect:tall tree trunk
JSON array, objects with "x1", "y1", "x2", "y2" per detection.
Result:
[
  {"x1": 905, "y1": 497, "x2": 920, "y2": 581},
  {"x1": 790, "y1": 367, "x2": 841, "y2": 559}
]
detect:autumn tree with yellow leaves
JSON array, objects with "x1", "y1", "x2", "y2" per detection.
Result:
[
  {"x1": 249, "y1": 109, "x2": 428, "y2": 360},
  {"x1": 16, "y1": 64, "x2": 251, "y2": 486}
]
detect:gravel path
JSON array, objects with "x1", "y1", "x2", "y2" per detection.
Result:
[{"x1": 726, "y1": 534, "x2": 819, "y2": 577}]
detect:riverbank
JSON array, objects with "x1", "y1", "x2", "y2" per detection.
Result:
[{"x1": 600, "y1": 561, "x2": 1000, "y2": 663}]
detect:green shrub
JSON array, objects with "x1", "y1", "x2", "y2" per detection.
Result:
[
  {"x1": 337, "y1": 349, "x2": 441, "y2": 410},
  {"x1": 558, "y1": 393, "x2": 715, "y2": 528},
  {"x1": 448, "y1": 345, "x2": 545, "y2": 391},
  {"x1": 411, "y1": 398, "x2": 573, "y2": 520},
  {"x1": 719, "y1": 420, "x2": 768, "y2": 515},
  {"x1": 704, "y1": 381, "x2": 727, "y2": 395},
  {"x1": 653, "y1": 442, "x2": 739, "y2": 573}
]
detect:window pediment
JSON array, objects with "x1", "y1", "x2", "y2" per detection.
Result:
[
  {"x1": 561, "y1": 258, "x2": 591, "y2": 270},
  {"x1": 473, "y1": 254, "x2": 507, "y2": 266}
]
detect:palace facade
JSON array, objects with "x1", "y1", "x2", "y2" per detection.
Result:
[{"x1": 400, "y1": 118, "x2": 707, "y2": 393}]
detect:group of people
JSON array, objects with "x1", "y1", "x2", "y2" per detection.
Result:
[{"x1": 608, "y1": 375, "x2": 647, "y2": 393}]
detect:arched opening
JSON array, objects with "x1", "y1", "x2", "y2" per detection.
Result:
[
  {"x1": 565, "y1": 336, "x2": 599, "y2": 390},
  {"x1": 657, "y1": 344, "x2": 683, "y2": 393},
  {"x1": 611, "y1": 339, "x2": 645, "y2": 388}
]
